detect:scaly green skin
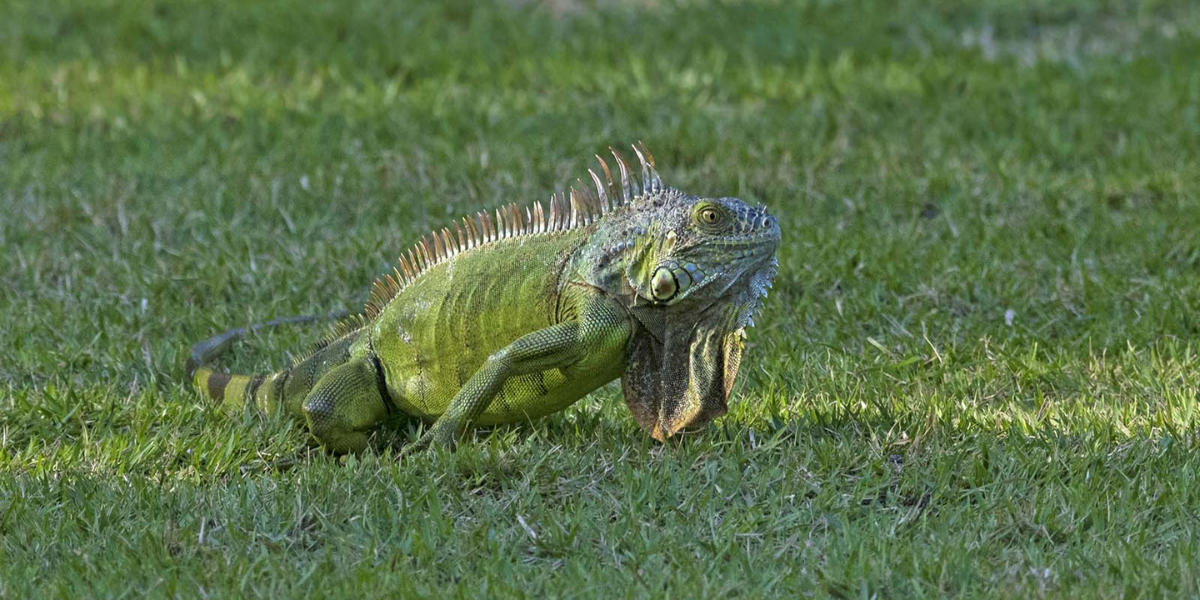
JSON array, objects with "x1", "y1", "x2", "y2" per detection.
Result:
[{"x1": 191, "y1": 145, "x2": 780, "y2": 453}]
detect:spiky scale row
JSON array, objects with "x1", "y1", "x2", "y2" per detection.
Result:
[
  {"x1": 359, "y1": 143, "x2": 661, "y2": 322},
  {"x1": 287, "y1": 312, "x2": 369, "y2": 365}
]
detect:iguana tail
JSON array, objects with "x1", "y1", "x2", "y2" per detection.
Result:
[{"x1": 187, "y1": 313, "x2": 349, "y2": 414}]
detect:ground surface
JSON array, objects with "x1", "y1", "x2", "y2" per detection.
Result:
[{"x1": 3, "y1": 0, "x2": 1200, "y2": 597}]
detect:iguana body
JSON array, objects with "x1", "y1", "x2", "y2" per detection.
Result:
[{"x1": 191, "y1": 145, "x2": 779, "y2": 453}]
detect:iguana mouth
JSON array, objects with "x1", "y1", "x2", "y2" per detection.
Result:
[
  {"x1": 713, "y1": 214, "x2": 781, "y2": 258},
  {"x1": 714, "y1": 237, "x2": 779, "y2": 251}
]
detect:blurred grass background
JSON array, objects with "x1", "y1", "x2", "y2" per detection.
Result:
[{"x1": 2, "y1": 0, "x2": 1200, "y2": 597}]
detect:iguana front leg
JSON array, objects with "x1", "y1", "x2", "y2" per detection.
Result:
[{"x1": 404, "y1": 295, "x2": 630, "y2": 453}]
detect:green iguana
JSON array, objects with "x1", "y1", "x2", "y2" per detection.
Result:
[{"x1": 189, "y1": 145, "x2": 780, "y2": 453}]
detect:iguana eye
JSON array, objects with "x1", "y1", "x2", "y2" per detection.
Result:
[
  {"x1": 651, "y1": 267, "x2": 678, "y2": 301},
  {"x1": 698, "y1": 207, "x2": 721, "y2": 225}
]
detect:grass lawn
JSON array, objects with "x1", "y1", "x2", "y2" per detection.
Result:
[{"x1": 3, "y1": 0, "x2": 1200, "y2": 597}]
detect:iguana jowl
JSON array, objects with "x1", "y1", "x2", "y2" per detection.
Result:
[{"x1": 190, "y1": 145, "x2": 780, "y2": 453}]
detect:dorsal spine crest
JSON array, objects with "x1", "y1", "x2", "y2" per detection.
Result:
[{"x1": 357, "y1": 143, "x2": 662, "y2": 321}]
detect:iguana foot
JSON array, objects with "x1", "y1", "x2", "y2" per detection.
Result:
[{"x1": 399, "y1": 421, "x2": 458, "y2": 457}]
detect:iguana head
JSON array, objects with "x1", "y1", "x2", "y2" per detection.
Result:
[
  {"x1": 578, "y1": 146, "x2": 780, "y2": 441},
  {"x1": 615, "y1": 191, "x2": 779, "y2": 317}
]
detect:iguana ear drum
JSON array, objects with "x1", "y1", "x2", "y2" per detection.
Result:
[{"x1": 651, "y1": 266, "x2": 679, "y2": 302}]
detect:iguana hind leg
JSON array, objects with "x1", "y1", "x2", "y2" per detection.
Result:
[{"x1": 302, "y1": 358, "x2": 391, "y2": 454}]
